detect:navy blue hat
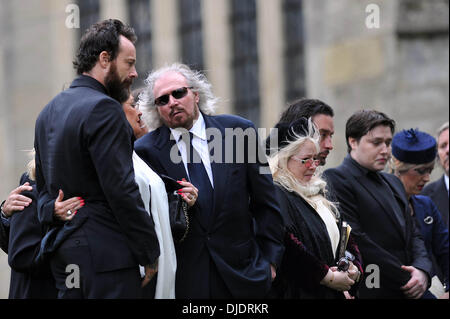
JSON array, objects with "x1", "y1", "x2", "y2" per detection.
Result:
[{"x1": 392, "y1": 128, "x2": 437, "y2": 164}]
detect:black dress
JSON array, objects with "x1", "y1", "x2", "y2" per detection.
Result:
[{"x1": 270, "y1": 185, "x2": 363, "y2": 299}]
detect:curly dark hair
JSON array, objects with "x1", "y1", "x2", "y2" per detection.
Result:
[
  {"x1": 73, "y1": 19, "x2": 137, "y2": 75},
  {"x1": 279, "y1": 98, "x2": 334, "y2": 124}
]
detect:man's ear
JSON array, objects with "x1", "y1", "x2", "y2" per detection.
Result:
[
  {"x1": 194, "y1": 91, "x2": 200, "y2": 104},
  {"x1": 348, "y1": 137, "x2": 358, "y2": 151},
  {"x1": 99, "y1": 51, "x2": 111, "y2": 69}
]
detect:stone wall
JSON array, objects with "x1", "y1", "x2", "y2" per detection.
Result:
[{"x1": 303, "y1": 0, "x2": 449, "y2": 179}]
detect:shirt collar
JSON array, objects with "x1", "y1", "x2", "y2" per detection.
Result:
[
  {"x1": 347, "y1": 154, "x2": 375, "y2": 175},
  {"x1": 170, "y1": 112, "x2": 206, "y2": 142},
  {"x1": 444, "y1": 174, "x2": 449, "y2": 192}
]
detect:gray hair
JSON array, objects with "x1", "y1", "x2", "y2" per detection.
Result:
[
  {"x1": 138, "y1": 63, "x2": 219, "y2": 130},
  {"x1": 437, "y1": 122, "x2": 449, "y2": 139}
]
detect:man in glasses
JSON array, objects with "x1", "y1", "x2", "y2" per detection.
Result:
[
  {"x1": 324, "y1": 110, "x2": 432, "y2": 299},
  {"x1": 267, "y1": 98, "x2": 334, "y2": 166},
  {"x1": 135, "y1": 63, "x2": 284, "y2": 298},
  {"x1": 33, "y1": 19, "x2": 160, "y2": 298},
  {"x1": 422, "y1": 122, "x2": 449, "y2": 230}
]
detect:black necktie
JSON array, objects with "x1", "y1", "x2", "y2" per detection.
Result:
[{"x1": 183, "y1": 132, "x2": 214, "y2": 220}]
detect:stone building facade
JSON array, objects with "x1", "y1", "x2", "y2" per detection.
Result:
[{"x1": 0, "y1": 0, "x2": 448, "y2": 298}]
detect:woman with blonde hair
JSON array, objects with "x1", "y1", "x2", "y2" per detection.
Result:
[{"x1": 268, "y1": 117, "x2": 362, "y2": 299}]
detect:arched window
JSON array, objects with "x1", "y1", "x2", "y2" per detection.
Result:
[
  {"x1": 178, "y1": 0, "x2": 204, "y2": 72},
  {"x1": 230, "y1": 0, "x2": 260, "y2": 126},
  {"x1": 283, "y1": 0, "x2": 305, "y2": 102},
  {"x1": 129, "y1": 0, "x2": 153, "y2": 87},
  {"x1": 77, "y1": 0, "x2": 100, "y2": 37}
]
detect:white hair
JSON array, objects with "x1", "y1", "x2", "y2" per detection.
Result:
[
  {"x1": 138, "y1": 63, "x2": 219, "y2": 130},
  {"x1": 268, "y1": 119, "x2": 339, "y2": 218}
]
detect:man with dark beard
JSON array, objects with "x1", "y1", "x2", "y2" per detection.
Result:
[{"x1": 34, "y1": 19, "x2": 160, "y2": 298}]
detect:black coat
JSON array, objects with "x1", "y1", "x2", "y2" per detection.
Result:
[
  {"x1": 2, "y1": 174, "x2": 56, "y2": 299},
  {"x1": 270, "y1": 184, "x2": 363, "y2": 299},
  {"x1": 34, "y1": 75, "x2": 159, "y2": 273},
  {"x1": 421, "y1": 175, "x2": 449, "y2": 229},
  {"x1": 135, "y1": 113, "x2": 285, "y2": 298},
  {"x1": 324, "y1": 155, "x2": 432, "y2": 298}
]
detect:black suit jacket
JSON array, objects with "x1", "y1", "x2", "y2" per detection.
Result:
[
  {"x1": 135, "y1": 113, "x2": 284, "y2": 298},
  {"x1": 34, "y1": 75, "x2": 159, "y2": 273},
  {"x1": 324, "y1": 155, "x2": 432, "y2": 298},
  {"x1": 421, "y1": 175, "x2": 449, "y2": 229}
]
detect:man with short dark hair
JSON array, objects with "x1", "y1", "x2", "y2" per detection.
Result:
[
  {"x1": 422, "y1": 122, "x2": 449, "y2": 229},
  {"x1": 34, "y1": 19, "x2": 160, "y2": 298},
  {"x1": 324, "y1": 110, "x2": 432, "y2": 299},
  {"x1": 270, "y1": 98, "x2": 334, "y2": 165}
]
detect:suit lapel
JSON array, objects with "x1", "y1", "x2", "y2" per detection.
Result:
[
  {"x1": 203, "y1": 115, "x2": 229, "y2": 230},
  {"x1": 437, "y1": 176, "x2": 449, "y2": 213},
  {"x1": 379, "y1": 174, "x2": 408, "y2": 238},
  {"x1": 344, "y1": 158, "x2": 407, "y2": 240},
  {"x1": 155, "y1": 126, "x2": 188, "y2": 180}
]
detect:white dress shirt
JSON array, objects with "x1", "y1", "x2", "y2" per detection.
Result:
[
  {"x1": 445, "y1": 174, "x2": 449, "y2": 196},
  {"x1": 169, "y1": 113, "x2": 214, "y2": 188}
]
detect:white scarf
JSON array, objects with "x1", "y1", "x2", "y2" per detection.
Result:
[
  {"x1": 299, "y1": 177, "x2": 340, "y2": 258},
  {"x1": 133, "y1": 151, "x2": 177, "y2": 299},
  {"x1": 297, "y1": 177, "x2": 326, "y2": 198}
]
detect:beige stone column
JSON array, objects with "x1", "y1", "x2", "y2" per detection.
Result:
[
  {"x1": 99, "y1": 0, "x2": 128, "y2": 23},
  {"x1": 152, "y1": 0, "x2": 180, "y2": 68},
  {"x1": 49, "y1": 0, "x2": 77, "y2": 94},
  {"x1": 202, "y1": 0, "x2": 232, "y2": 115},
  {"x1": 256, "y1": 0, "x2": 285, "y2": 134}
]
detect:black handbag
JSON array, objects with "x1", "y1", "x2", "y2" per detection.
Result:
[{"x1": 160, "y1": 174, "x2": 190, "y2": 243}]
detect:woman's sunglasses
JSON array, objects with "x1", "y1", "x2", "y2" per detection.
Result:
[
  {"x1": 154, "y1": 87, "x2": 193, "y2": 106},
  {"x1": 291, "y1": 157, "x2": 320, "y2": 169}
]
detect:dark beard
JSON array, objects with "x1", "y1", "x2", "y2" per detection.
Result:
[{"x1": 105, "y1": 63, "x2": 131, "y2": 104}]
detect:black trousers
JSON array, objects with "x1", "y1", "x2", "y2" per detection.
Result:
[{"x1": 50, "y1": 234, "x2": 141, "y2": 299}]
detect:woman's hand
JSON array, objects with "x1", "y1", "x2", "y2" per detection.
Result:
[
  {"x1": 2, "y1": 182, "x2": 33, "y2": 217},
  {"x1": 347, "y1": 261, "x2": 361, "y2": 282},
  {"x1": 53, "y1": 190, "x2": 84, "y2": 222},
  {"x1": 321, "y1": 267, "x2": 355, "y2": 291},
  {"x1": 343, "y1": 291, "x2": 355, "y2": 299},
  {"x1": 177, "y1": 178, "x2": 198, "y2": 207}
]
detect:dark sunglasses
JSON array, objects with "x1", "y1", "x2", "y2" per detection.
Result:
[{"x1": 154, "y1": 87, "x2": 193, "y2": 106}]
